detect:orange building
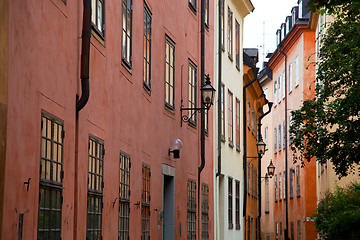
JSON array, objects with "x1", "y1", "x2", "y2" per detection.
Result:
[
  {"x1": 243, "y1": 50, "x2": 267, "y2": 240},
  {"x1": 265, "y1": 2, "x2": 317, "y2": 240}
]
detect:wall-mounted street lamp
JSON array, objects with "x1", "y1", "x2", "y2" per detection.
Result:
[
  {"x1": 168, "y1": 138, "x2": 183, "y2": 159},
  {"x1": 267, "y1": 160, "x2": 275, "y2": 178},
  {"x1": 180, "y1": 75, "x2": 216, "y2": 124},
  {"x1": 256, "y1": 140, "x2": 266, "y2": 157}
]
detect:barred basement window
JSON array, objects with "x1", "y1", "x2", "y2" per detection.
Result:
[
  {"x1": 122, "y1": 0, "x2": 132, "y2": 68},
  {"x1": 201, "y1": 184, "x2": 209, "y2": 240},
  {"x1": 228, "y1": 177, "x2": 233, "y2": 229},
  {"x1": 38, "y1": 112, "x2": 64, "y2": 240},
  {"x1": 87, "y1": 136, "x2": 105, "y2": 240},
  {"x1": 119, "y1": 152, "x2": 131, "y2": 240},
  {"x1": 142, "y1": 164, "x2": 151, "y2": 240},
  {"x1": 235, "y1": 180, "x2": 240, "y2": 229},
  {"x1": 188, "y1": 179, "x2": 196, "y2": 240},
  {"x1": 143, "y1": 3, "x2": 152, "y2": 89}
]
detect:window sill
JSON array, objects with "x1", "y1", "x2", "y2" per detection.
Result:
[
  {"x1": 221, "y1": 136, "x2": 225, "y2": 142},
  {"x1": 236, "y1": 224, "x2": 240, "y2": 230},
  {"x1": 143, "y1": 83, "x2": 151, "y2": 95},
  {"x1": 165, "y1": 104, "x2": 175, "y2": 114},
  {"x1": 228, "y1": 223, "x2": 233, "y2": 230},
  {"x1": 236, "y1": 64, "x2": 240, "y2": 71},
  {"x1": 236, "y1": 146, "x2": 240, "y2": 152},
  {"x1": 188, "y1": 3, "x2": 197, "y2": 14},
  {"x1": 228, "y1": 54, "x2": 233, "y2": 62},
  {"x1": 188, "y1": 120, "x2": 197, "y2": 129},
  {"x1": 229, "y1": 141, "x2": 234, "y2": 148},
  {"x1": 121, "y1": 59, "x2": 133, "y2": 74}
]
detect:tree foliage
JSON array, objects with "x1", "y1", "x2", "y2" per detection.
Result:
[
  {"x1": 289, "y1": 1, "x2": 360, "y2": 178},
  {"x1": 313, "y1": 182, "x2": 360, "y2": 239}
]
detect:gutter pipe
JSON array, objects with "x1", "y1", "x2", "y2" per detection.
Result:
[{"x1": 216, "y1": 0, "x2": 222, "y2": 177}]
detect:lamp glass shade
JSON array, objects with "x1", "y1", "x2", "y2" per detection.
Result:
[
  {"x1": 170, "y1": 138, "x2": 183, "y2": 151},
  {"x1": 267, "y1": 160, "x2": 275, "y2": 177},
  {"x1": 201, "y1": 81, "x2": 216, "y2": 108},
  {"x1": 257, "y1": 140, "x2": 266, "y2": 156}
]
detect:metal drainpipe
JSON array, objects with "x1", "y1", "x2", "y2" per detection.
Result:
[
  {"x1": 242, "y1": 66, "x2": 259, "y2": 220},
  {"x1": 257, "y1": 101, "x2": 273, "y2": 240},
  {"x1": 76, "y1": 0, "x2": 91, "y2": 113},
  {"x1": 198, "y1": 0, "x2": 206, "y2": 237},
  {"x1": 216, "y1": 0, "x2": 222, "y2": 178},
  {"x1": 278, "y1": 48, "x2": 289, "y2": 240}
]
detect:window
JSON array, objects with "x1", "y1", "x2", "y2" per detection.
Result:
[
  {"x1": 235, "y1": 20, "x2": 240, "y2": 68},
  {"x1": 283, "y1": 171, "x2": 286, "y2": 200},
  {"x1": 247, "y1": 101, "x2": 250, "y2": 128},
  {"x1": 264, "y1": 126, "x2": 269, "y2": 150},
  {"x1": 189, "y1": 0, "x2": 196, "y2": 12},
  {"x1": 87, "y1": 136, "x2": 105, "y2": 240},
  {"x1": 275, "y1": 222, "x2": 278, "y2": 239},
  {"x1": 205, "y1": 109, "x2": 209, "y2": 134},
  {"x1": 290, "y1": 168, "x2": 294, "y2": 199},
  {"x1": 295, "y1": 56, "x2": 299, "y2": 86},
  {"x1": 122, "y1": 0, "x2": 132, "y2": 67},
  {"x1": 221, "y1": 83, "x2": 225, "y2": 139},
  {"x1": 279, "y1": 172, "x2": 282, "y2": 201},
  {"x1": 265, "y1": 178, "x2": 270, "y2": 213},
  {"x1": 289, "y1": 116, "x2": 293, "y2": 145},
  {"x1": 38, "y1": 113, "x2": 64, "y2": 240},
  {"x1": 119, "y1": 152, "x2": 130, "y2": 240},
  {"x1": 291, "y1": 222, "x2": 295, "y2": 240},
  {"x1": 143, "y1": 4, "x2": 152, "y2": 89},
  {"x1": 282, "y1": 71, "x2": 286, "y2": 99},
  {"x1": 283, "y1": 121, "x2": 286, "y2": 149},
  {"x1": 266, "y1": 233, "x2": 270, "y2": 240},
  {"x1": 278, "y1": 124, "x2": 281, "y2": 150},
  {"x1": 142, "y1": 164, "x2": 151, "y2": 239},
  {"x1": 91, "y1": 0, "x2": 105, "y2": 37},
  {"x1": 204, "y1": 0, "x2": 209, "y2": 28},
  {"x1": 228, "y1": 91, "x2": 233, "y2": 144},
  {"x1": 220, "y1": 0, "x2": 224, "y2": 48},
  {"x1": 274, "y1": 80, "x2": 277, "y2": 106},
  {"x1": 188, "y1": 179, "x2": 196, "y2": 240},
  {"x1": 296, "y1": 165, "x2": 300, "y2": 197},
  {"x1": 235, "y1": 180, "x2": 240, "y2": 229},
  {"x1": 165, "y1": 36, "x2": 175, "y2": 109},
  {"x1": 277, "y1": 77, "x2": 281, "y2": 104},
  {"x1": 274, "y1": 128, "x2": 277, "y2": 152},
  {"x1": 228, "y1": 177, "x2": 233, "y2": 229},
  {"x1": 188, "y1": 60, "x2": 197, "y2": 125},
  {"x1": 280, "y1": 222, "x2": 283, "y2": 238},
  {"x1": 289, "y1": 63, "x2": 293, "y2": 92},
  {"x1": 202, "y1": 184, "x2": 209, "y2": 240},
  {"x1": 227, "y1": 7, "x2": 233, "y2": 59},
  {"x1": 236, "y1": 98, "x2": 240, "y2": 150},
  {"x1": 297, "y1": 220, "x2": 301, "y2": 240}
]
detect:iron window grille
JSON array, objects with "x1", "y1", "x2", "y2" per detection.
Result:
[
  {"x1": 221, "y1": 83, "x2": 225, "y2": 140},
  {"x1": 228, "y1": 177, "x2": 233, "y2": 229},
  {"x1": 235, "y1": 180, "x2": 240, "y2": 230},
  {"x1": 235, "y1": 20, "x2": 240, "y2": 68},
  {"x1": 165, "y1": 36, "x2": 175, "y2": 110},
  {"x1": 201, "y1": 184, "x2": 209, "y2": 240},
  {"x1": 143, "y1": 3, "x2": 152, "y2": 90},
  {"x1": 91, "y1": 0, "x2": 105, "y2": 38},
  {"x1": 38, "y1": 112, "x2": 64, "y2": 240},
  {"x1": 227, "y1": 7, "x2": 233, "y2": 59},
  {"x1": 189, "y1": 0, "x2": 196, "y2": 13},
  {"x1": 235, "y1": 98, "x2": 240, "y2": 150},
  {"x1": 188, "y1": 60, "x2": 197, "y2": 126},
  {"x1": 187, "y1": 179, "x2": 196, "y2": 240},
  {"x1": 119, "y1": 152, "x2": 131, "y2": 240},
  {"x1": 87, "y1": 136, "x2": 105, "y2": 240},
  {"x1": 141, "y1": 164, "x2": 151, "y2": 240},
  {"x1": 228, "y1": 91, "x2": 233, "y2": 145},
  {"x1": 122, "y1": 0, "x2": 132, "y2": 68}
]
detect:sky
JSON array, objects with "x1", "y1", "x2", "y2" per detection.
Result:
[{"x1": 243, "y1": 0, "x2": 299, "y2": 68}]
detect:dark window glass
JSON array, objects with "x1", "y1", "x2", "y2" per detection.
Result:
[
  {"x1": 189, "y1": 0, "x2": 196, "y2": 12},
  {"x1": 188, "y1": 60, "x2": 197, "y2": 125},
  {"x1": 87, "y1": 136, "x2": 104, "y2": 240},
  {"x1": 38, "y1": 113, "x2": 64, "y2": 240},
  {"x1": 141, "y1": 164, "x2": 151, "y2": 239},
  {"x1": 220, "y1": 0, "x2": 225, "y2": 48},
  {"x1": 143, "y1": 4, "x2": 152, "y2": 89},
  {"x1": 228, "y1": 177, "x2": 233, "y2": 229},
  {"x1": 290, "y1": 168, "x2": 294, "y2": 199},
  {"x1": 274, "y1": 174, "x2": 278, "y2": 202},
  {"x1": 165, "y1": 36, "x2": 175, "y2": 109},
  {"x1": 122, "y1": 0, "x2": 132, "y2": 67},
  {"x1": 188, "y1": 180, "x2": 196, "y2": 240},
  {"x1": 91, "y1": 0, "x2": 105, "y2": 37},
  {"x1": 235, "y1": 180, "x2": 240, "y2": 229},
  {"x1": 119, "y1": 152, "x2": 130, "y2": 240},
  {"x1": 202, "y1": 184, "x2": 209, "y2": 240}
]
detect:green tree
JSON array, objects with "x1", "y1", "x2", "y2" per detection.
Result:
[{"x1": 289, "y1": 1, "x2": 360, "y2": 178}]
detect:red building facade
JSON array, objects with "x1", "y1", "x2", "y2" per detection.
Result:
[{"x1": 0, "y1": 0, "x2": 214, "y2": 239}]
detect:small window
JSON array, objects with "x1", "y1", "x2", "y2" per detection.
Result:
[
  {"x1": 91, "y1": 0, "x2": 105, "y2": 38},
  {"x1": 235, "y1": 98, "x2": 240, "y2": 150},
  {"x1": 188, "y1": 179, "x2": 196, "y2": 239},
  {"x1": 220, "y1": 0, "x2": 225, "y2": 48},
  {"x1": 87, "y1": 136, "x2": 105, "y2": 240},
  {"x1": 283, "y1": 121, "x2": 286, "y2": 149},
  {"x1": 278, "y1": 124, "x2": 281, "y2": 150},
  {"x1": 165, "y1": 36, "x2": 175, "y2": 110},
  {"x1": 141, "y1": 164, "x2": 151, "y2": 239},
  {"x1": 221, "y1": 83, "x2": 225, "y2": 140},
  {"x1": 275, "y1": 174, "x2": 278, "y2": 202},
  {"x1": 38, "y1": 113, "x2": 64, "y2": 239},
  {"x1": 295, "y1": 56, "x2": 299, "y2": 86},
  {"x1": 247, "y1": 101, "x2": 250, "y2": 128},
  {"x1": 228, "y1": 91, "x2": 233, "y2": 145},
  {"x1": 143, "y1": 3, "x2": 152, "y2": 89},
  {"x1": 278, "y1": 76, "x2": 281, "y2": 104},
  {"x1": 122, "y1": 0, "x2": 133, "y2": 68},
  {"x1": 235, "y1": 20, "x2": 240, "y2": 68},
  {"x1": 227, "y1": 7, "x2": 233, "y2": 59},
  {"x1": 189, "y1": 0, "x2": 196, "y2": 12},
  {"x1": 205, "y1": 0, "x2": 209, "y2": 28},
  {"x1": 265, "y1": 178, "x2": 270, "y2": 212},
  {"x1": 264, "y1": 126, "x2": 269, "y2": 150},
  {"x1": 289, "y1": 63, "x2": 293, "y2": 92},
  {"x1": 297, "y1": 220, "x2": 302, "y2": 239},
  {"x1": 228, "y1": 177, "x2": 233, "y2": 229},
  {"x1": 279, "y1": 172, "x2": 282, "y2": 201},
  {"x1": 119, "y1": 152, "x2": 130, "y2": 239},
  {"x1": 202, "y1": 184, "x2": 209, "y2": 240},
  {"x1": 188, "y1": 60, "x2": 197, "y2": 126},
  {"x1": 235, "y1": 180, "x2": 240, "y2": 230}
]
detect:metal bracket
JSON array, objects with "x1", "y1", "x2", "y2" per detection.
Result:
[{"x1": 180, "y1": 105, "x2": 208, "y2": 126}]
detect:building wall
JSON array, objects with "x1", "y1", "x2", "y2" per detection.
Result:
[
  {"x1": 213, "y1": 0, "x2": 254, "y2": 239},
  {"x1": 268, "y1": 23, "x2": 317, "y2": 240},
  {"x1": 1, "y1": 0, "x2": 214, "y2": 239}
]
